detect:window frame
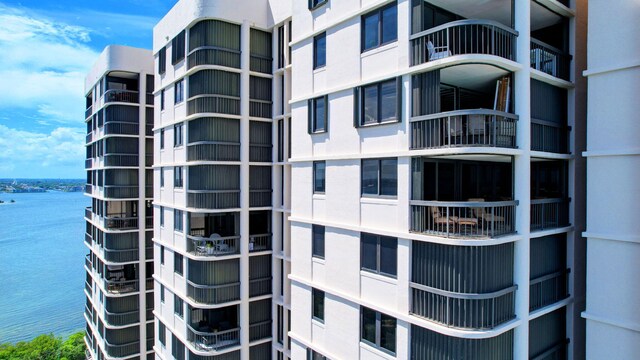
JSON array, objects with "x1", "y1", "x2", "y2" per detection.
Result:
[
  {"x1": 173, "y1": 123, "x2": 183, "y2": 147},
  {"x1": 360, "y1": 306, "x2": 397, "y2": 355},
  {"x1": 308, "y1": 96, "x2": 328, "y2": 134},
  {"x1": 361, "y1": 2, "x2": 398, "y2": 53},
  {"x1": 160, "y1": 244, "x2": 165, "y2": 264},
  {"x1": 174, "y1": 166, "x2": 183, "y2": 189},
  {"x1": 158, "y1": 47, "x2": 166, "y2": 75},
  {"x1": 312, "y1": 224, "x2": 325, "y2": 259},
  {"x1": 171, "y1": 30, "x2": 186, "y2": 65},
  {"x1": 159, "y1": 206, "x2": 164, "y2": 228},
  {"x1": 160, "y1": 167, "x2": 165, "y2": 188},
  {"x1": 361, "y1": 158, "x2": 398, "y2": 197},
  {"x1": 174, "y1": 294, "x2": 184, "y2": 318},
  {"x1": 313, "y1": 161, "x2": 326, "y2": 194},
  {"x1": 308, "y1": 0, "x2": 328, "y2": 10},
  {"x1": 160, "y1": 128, "x2": 165, "y2": 149},
  {"x1": 313, "y1": 32, "x2": 326, "y2": 70},
  {"x1": 174, "y1": 79, "x2": 184, "y2": 104},
  {"x1": 160, "y1": 89, "x2": 166, "y2": 110},
  {"x1": 360, "y1": 233, "x2": 397, "y2": 278},
  {"x1": 174, "y1": 209, "x2": 183, "y2": 232},
  {"x1": 174, "y1": 253, "x2": 183, "y2": 276},
  {"x1": 312, "y1": 288, "x2": 325, "y2": 323},
  {"x1": 354, "y1": 77, "x2": 402, "y2": 127}
]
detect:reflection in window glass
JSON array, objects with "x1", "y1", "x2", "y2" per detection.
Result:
[
  {"x1": 361, "y1": 159, "x2": 379, "y2": 195},
  {"x1": 381, "y1": 5, "x2": 398, "y2": 44},
  {"x1": 363, "y1": 85, "x2": 378, "y2": 125},
  {"x1": 363, "y1": 12, "x2": 380, "y2": 51},
  {"x1": 380, "y1": 159, "x2": 397, "y2": 196},
  {"x1": 380, "y1": 80, "x2": 397, "y2": 121}
]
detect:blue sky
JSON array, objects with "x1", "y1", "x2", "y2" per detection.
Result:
[{"x1": 0, "y1": 0, "x2": 176, "y2": 179}]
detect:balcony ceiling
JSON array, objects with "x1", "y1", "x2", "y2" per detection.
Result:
[
  {"x1": 426, "y1": 0, "x2": 563, "y2": 31},
  {"x1": 108, "y1": 71, "x2": 139, "y2": 79},
  {"x1": 430, "y1": 153, "x2": 513, "y2": 163},
  {"x1": 441, "y1": 64, "x2": 509, "y2": 93}
]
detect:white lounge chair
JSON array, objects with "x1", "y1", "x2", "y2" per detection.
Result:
[{"x1": 427, "y1": 41, "x2": 451, "y2": 61}]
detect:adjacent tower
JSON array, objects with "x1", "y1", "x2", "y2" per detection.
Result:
[{"x1": 83, "y1": 45, "x2": 155, "y2": 360}]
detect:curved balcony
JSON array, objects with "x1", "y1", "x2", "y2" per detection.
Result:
[
  {"x1": 186, "y1": 280, "x2": 240, "y2": 305},
  {"x1": 410, "y1": 109, "x2": 517, "y2": 150},
  {"x1": 104, "y1": 309, "x2": 139, "y2": 327},
  {"x1": 530, "y1": 198, "x2": 570, "y2": 232},
  {"x1": 410, "y1": 282, "x2": 517, "y2": 330},
  {"x1": 186, "y1": 235, "x2": 240, "y2": 257},
  {"x1": 103, "y1": 122, "x2": 139, "y2": 136},
  {"x1": 530, "y1": 269, "x2": 570, "y2": 312},
  {"x1": 104, "y1": 339, "x2": 140, "y2": 358},
  {"x1": 187, "y1": 142, "x2": 240, "y2": 162},
  {"x1": 410, "y1": 200, "x2": 517, "y2": 238},
  {"x1": 105, "y1": 216, "x2": 138, "y2": 230},
  {"x1": 187, "y1": 326, "x2": 240, "y2": 352},
  {"x1": 187, "y1": 190, "x2": 240, "y2": 209},
  {"x1": 105, "y1": 279, "x2": 138, "y2": 295},
  {"x1": 410, "y1": 20, "x2": 517, "y2": 66},
  {"x1": 104, "y1": 185, "x2": 139, "y2": 199},
  {"x1": 104, "y1": 89, "x2": 139, "y2": 104},
  {"x1": 103, "y1": 154, "x2": 139, "y2": 167},
  {"x1": 103, "y1": 248, "x2": 139, "y2": 263},
  {"x1": 187, "y1": 46, "x2": 241, "y2": 70},
  {"x1": 187, "y1": 95, "x2": 240, "y2": 116},
  {"x1": 85, "y1": 106, "x2": 93, "y2": 119}
]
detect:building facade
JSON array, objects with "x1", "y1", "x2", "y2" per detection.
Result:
[
  {"x1": 83, "y1": 45, "x2": 156, "y2": 360},
  {"x1": 288, "y1": 0, "x2": 586, "y2": 359},
  {"x1": 583, "y1": 0, "x2": 640, "y2": 358}
]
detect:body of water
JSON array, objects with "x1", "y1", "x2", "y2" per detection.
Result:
[{"x1": 0, "y1": 191, "x2": 89, "y2": 343}]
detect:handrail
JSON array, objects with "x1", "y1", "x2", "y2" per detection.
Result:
[
  {"x1": 187, "y1": 93, "x2": 241, "y2": 102},
  {"x1": 410, "y1": 199, "x2": 518, "y2": 207},
  {"x1": 410, "y1": 109, "x2": 518, "y2": 123},
  {"x1": 530, "y1": 268, "x2": 570, "y2": 286},
  {"x1": 410, "y1": 19, "x2": 518, "y2": 41},
  {"x1": 530, "y1": 38, "x2": 567, "y2": 57},
  {"x1": 187, "y1": 189, "x2": 240, "y2": 194},
  {"x1": 188, "y1": 46, "x2": 241, "y2": 56},
  {"x1": 186, "y1": 280, "x2": 241, "y2": 290},
  {"x1": 531, "y1": 197, "x2": 570, "y2": 205},
  {"x1": 187, "y1": 140, "x2": 240, "y2": 146},
  {"x1": 410, "y1": 282, "x2": 517, "y2": 300},
  {"x1": 531, "y1": 338, "x2": 570, "y2": 360}
]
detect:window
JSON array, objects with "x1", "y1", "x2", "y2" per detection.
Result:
[
  {"x1": 308, "y1": 96, "x2": 328, "y2": 134},
  {"x1": 174, "y1": 295, "x2": 183, "y2": 317},
  {"x1": 361, "y1": 2, "x2": 397, "y2": 52},
  {"x1": 174, "y1": 166, "x2": 183, "y2": 188},
  {"x1": 158, "y1": 47, "x2": 166, "y2": 75},
  {"x1": 160, "y1": 129, "x2": 165, "y2": 149},
  {"x1": 172, "y1": 335, "x2": 185, "y2": 360},
  {"x1": 174, "y1": 123, "x2": 183, "y2": 147},
  {"x1": 171, "y1": 30, "x2": 185, "y2": 65},
  {"x1": 354, "y1": 78, "x2": 401, "y2": 126},
  {"x1": 174, "y1": 210, "x2": 183, "y2": 232},
  {"x1": 313, "y1": 32, "x2": 326, "y2": 69},
  {"x1": 160, "y1": 206, "x2": 164, "y2": 227},
  {"x1": 161, "y1": 285, "x2": 165, "y2": 303},
  {"x1": 361, "y1": 307, "x2": 396, "y2": 354},
  {"x1": 160, "y1": 167, "x2": 165, "y2": 187},
  {"x1": 312, "y1": 225, "x2": 325, "y2": 259},
  {"x1": 312, "y1": 288, "x2": 324, "y2": 322},
  {"x1": 174, "y1": 253, "x2": 183, "y2": 276},
  {"x1": 313, "y1": 161, "x2": 326, "y2": 193},
  {"x1": 361, "y1": 158, "x2": 397, "y2": 197},
  {"x1": 308, "y1": 0, "x2": 328, "y2": 10},
  {"x1": 160, "y1": 89, "x2": 165, "y2": 110},
  {"x1": 307, "y1": 348, "x2": 327, "y2": 360},
  {"x1": 158, "y1": 321, "x2": 166, "y2": 346},
  {"x1": 160, "y1": 245, "x2": 165, "y2": 264},
  {"x1": 361, "y1": 233, "x2": 397, "y2": 277},
  {"x1": 174, "y1": 79, "x2": 184, "y2": 104}
]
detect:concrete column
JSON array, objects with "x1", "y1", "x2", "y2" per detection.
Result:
[
  {"x1": 138, "y1": 70, "x2": 148, "y2": 357},
  {"x1": 239, "y1": 20, "x2": 251, "y2": 360},
  {"x1": 513, "y1": 1, "x2": 531, "y2": 358}
]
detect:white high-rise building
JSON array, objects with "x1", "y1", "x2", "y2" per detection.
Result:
[
  {"x1": 583, "y1": 0, "x2": 640, "y2": 358},
  {"x1": 83, "y1": 45, "x2": 156, "y2": 360}
]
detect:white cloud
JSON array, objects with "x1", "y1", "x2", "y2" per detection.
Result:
[
  {"x1": 0, "y1": 124, "x2": 85, "y2": 178},
  {"x1": 0, "y1": 3, "x2": 99, "y2": 124}
]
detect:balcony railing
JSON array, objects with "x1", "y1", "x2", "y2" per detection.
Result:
[
  {"x1": 85, "y1": 184, "x2": 92, "y2": 194},
  {"x1": 530, "y1": 198, "x2": 570, "y2": 232},
  {"x1": 410, "y1": 110, "x2": 518, "y2": 150},
  {"x1": 410, "y1": 282, "x2": 517, "y2": 330},
  {"x1": 249, "y1": 100, "x2": 272, "y2": 119},
  {"x1": 103, "y1": 154, "x2": 139, "y2": 167},
  {"x1": 146, "y1": 337, "x2": 154, "y2": 351},
  {"x1": 145, "y1": 246, "x2": 153, "y2": 260},
  {"x1": 249, "y1": 190, "x2": 272, "y2": 207},
  {"x1": 86, "y1": 132, "x2": 92, "y2": 143},
  {"x1": 145, "y1": 155, "x2": 153, "y2": 167},
  {"x1": 187, "y1": 326, "x2": 240, "y2": 352},
  {"x1": 104, "y1": 89, "x2": 139, "y2": 104},
  {"x1": 85, "y1": 158, "x2": 93, "y2": 169},
  {"x1": 187, "y1": 46, "x2": 241, "y2": 69},
  {"x1": 187, "y1": 235, "x2": 240, "y2": 256},
  {"x1": 85, "y1": 207, "x2": 92, "y2": 220},
  {"x1": 105, "y1": 216, "x2": 138, "y2": 230},
  {"x1": 85, "y1": 305, "x2": 93, "y2": 323},
  {"x1": 530, "y1": 269, "x2": 570, "y2": 311},
  {"x1": 145, "y1": 216, "x2": 153, "y2": 229},
  {"x1": 532, "y1": 339, "x2": 569, "y2": 360},
  {"x1": 85, "y1": 106, "x2": 93, "y2": 119},
  {"x1": 186, "y1": 280, "x2": 241, "y2": 304},
  {"x1": 249, "y1": 234, "x2": 272, "y2": 252},
  {"x1": 530, "y1": 39, "x2": 571, "y2": 81},
  {"x1": 85, "y1": 233, "x2": 92, "y2": 245},
  {"x1": 531, "y1": 119, "x2": 570, "y2": 154},
  {"x1": 104, "y1": 248, "x2": 139, "y2": 263},
  {"x1": 104, "y1": 339, "x2": 140, "y2": 358},
  {"x1": 105, "y1": 279, "x2": 139, "y2": 294},
  {"x1": 103, "y1": 122, "x2": 139, "y2": 136},
  {"x1": 146, "y1": 93, "x2": 154, "y2": 105},
  {"x1": 187, "y1": 142, "x2": 241, "y2": 162},
  {"x1": 250, "y1": 54, "x2": 273, "y2": 74},
  {"x1": 85, "y1": 254, "x2": 92, "y2": 270},
  {"x1": 187, "y1": 190, "x2": 240, "y2": 209},
  {"x1": 104, "y1": 309, "x2": 139, "y2": 326},
  {"x1": 410, "y1": 200, "x2": 517, "y2": 238},
  {"x1": 410, "y1": 20, "x2": 517, "y2": 66},
  {"x1": 104, "y1": 186, "x2": 139, "y2": 199},
  {"x1": 249, "y1": 277, "x2": 272, "y2": 297},
  {"x1": 187, "y1": 95, "x2": 241, "y2": 116},
  {"x1": 249, "y1": 144, "x2": 273, "y2": 163},
  {"x1": 249, "y1": 320, "x2": 272, "y2": 341},
  {"x1": 146, "y1": 278, "x2": 154, "y2": 291}
]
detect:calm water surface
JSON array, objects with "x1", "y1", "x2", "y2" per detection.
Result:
[{"x1": 0, "y1": 191, "x2": 89, "y2": 343}]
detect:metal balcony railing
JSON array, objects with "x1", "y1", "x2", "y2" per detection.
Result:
[
  {"x1": 530, "y1": 269, "x2": 570, "y2": 311},
  {"x1": 410, "y1": 20, "x2": 517, "y2": 66},
  {"x1": 104, "y1": 186, "x2": 139, "y2": 199},
  {"x1": 530, "y1": 39, "x2": 571, "y2": 81},
  {"x1": 104, "y1": 89, "x2": 139, "y2": 104},
  {"x1": 85, "y1": 184, "x2": 92, "y2": 194},
  {"x1": 530, "y1": 198, "x2": 570, "y2": 231},
  {"x1": 410, "y1": 109, "x2": 518, "y2": 150},
  {"x1": 249, "y1": 190, "x2": 272, "y2": 207},
  {"x1": 85, "y1": 254, "x2": 92, "y2": 270},
  {"x1": 84, "y1": 233, "x2": 92, "y2": 245},
  {"x1": 187, "y1": 95, "x2": 241, "y2": 116},
  {"x1": 250, "y1": 54, "x2": 273, "y2": 74},
  {"x1": 85, "y1": 158, "x2": 93, "y2": 169},
  {"x1": 103, "y1": 122, "x2": 139, "y2": 136},
  {"x1": 146, "y1": 93, "x2": 154, "y2": 105},
  {"x1": 86, "y1": 132, "x2": 92, "y2": 143},
  {"x1": 187, "y1": 190, "x2": 240, "y2": 209},
  {"x1": 187, "y1": 326, "x2": 240, "y2": 352},
  {"x1": 85, "y1": 207, "x2": 92, "y2": 219},
  {"x1": 249, "y1": 277, "x2": 272, "y2": 297},
  {"x1": 187, "y1": 46, "x2": 241, "y2": 69},
  {"x1": 248, "y1": 234, "x2": 271, "y2": 252},
  {"x1": 85, "y1": 106, "x2": 93, "y2": 119},
  {"x1": 531, "y1": 119, "x2": 570, "y2": 154},
  {"x1": 410, "y1": 200, "x2": 517, "y2": 238},
  {"x1": 249, "y1": 144, "x2": 273, "y2": 163},
  {"x1": 187, "y1": 142, "x2": 241, "y2": 162},
  {"x1": 249, "y1": 320, "x2": 272, "y2": 341},
  {"x1": 145, "y1": 278, "x2": 154, "y2": 291},
  {"x1": 105, "y1": 279, "x2": 138, "y2": 294},
  {"x1": 186, "y1": 280, "x2": 240, "y2": 304},
  {"x1": 187, "y1": 235, "x2": 240, "y2": 256},
  {"x1": 531, "y1": 339, "x2": 569, "y2": 360},
  {"x1": 410, "y1": 282, "x2": 517, "y2": 330},
  {"x1": 104, "y1": 308, "x2": 139, "y2": 326},
  {"x1": 145, "y1": 155, "x2": 153, "y2": 167},
  {"x1": 103, "y1": 339, "x2": 140, "y2": 358},
  {"x1": 145, "y1": 216, "x2": 153, "y2": 229},
  {"x1": 103, "y1": 154, "x2": 139, "y2": 167},
  {"x1": 104, "y1": 216, "x2": 138, "y2": 230},
  {"x1": 103, "y1": 248, "x2": 139, "y2": 263}
]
